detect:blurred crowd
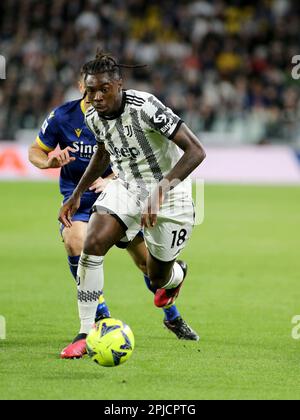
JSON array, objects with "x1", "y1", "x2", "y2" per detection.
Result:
[{"x1": 1, "y1": 0, "x2": 300, "y2": 144}]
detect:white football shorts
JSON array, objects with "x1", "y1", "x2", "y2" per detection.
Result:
[{"x1": 92, "y1": 178, "x2": 195, "y2": 262}]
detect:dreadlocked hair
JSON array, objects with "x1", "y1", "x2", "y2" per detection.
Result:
[{"x1": 82, "y1": 51, "x2": 147, "y2": 81}]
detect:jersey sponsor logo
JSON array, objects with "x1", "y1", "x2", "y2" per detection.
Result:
[
  {"x1": 75, "y1": 129, "x2": 82, "y2": 138},
  {"x1": 72, "y1": 141, "x2": 98, "y2": 158},
  {"x1": 108, "y1": 145, "x2": 140, "y2": 160},
  {"x1": 151, "y1": 109, "x2": 173, "y2": 134}
]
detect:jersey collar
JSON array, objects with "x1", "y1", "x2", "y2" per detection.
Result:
[{"x1": 80, "y1": 99, "x2": 87, "y2": 115}]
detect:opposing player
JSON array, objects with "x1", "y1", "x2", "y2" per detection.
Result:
[
  {"x1": 29, "y1": 66, "x2": 200, "y2": 358},
  {"x1": 59, "y1": 53, "x2": 206, "y2": 346}
]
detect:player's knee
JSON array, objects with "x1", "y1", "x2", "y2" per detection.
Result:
[
  {"x1": 135, "y1": 260, "x2": 147, "y2": 275},
  {"x1": 64, "y1": 235, "x2": 84, "y2": 257},
  {"x1": 65, "y1": 242, "x2": 82, "y2": 257},
  {"x1": 139, "y1": 263, "x2": 148, "y2": 275},
  {"x1": 84, "y1": 233, "x2": 106, "y2": 256}
]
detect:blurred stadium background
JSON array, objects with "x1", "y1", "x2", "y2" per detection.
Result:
[
  {"x1": 1, "y1": 0, "x2": 300, "y2": 401},
  {"x1": 1, "y1": 0, "x2": 300, "y2": 183}
]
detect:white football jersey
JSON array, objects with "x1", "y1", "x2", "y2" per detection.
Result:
[{"x1": 85, "y1": 89, "x2": 192, "y2": 199}]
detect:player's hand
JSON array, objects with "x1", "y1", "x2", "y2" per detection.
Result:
[
  {"x1": 58, "y1": 194, "x2": 81, "y2": 228},
  {"x1": 141, "y1": 186, "x2": 164, "y2": 228},
  {"x1": 47, "y1": 147, "x2": 76, "y2": 168},
  {"x1": 89, "y1": 177, "x2": 111, "y2": 193}
]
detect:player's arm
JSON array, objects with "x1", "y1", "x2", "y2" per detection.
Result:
[
  {"x1": 59, "y1": 144, "x2": 110, "y2": 227},
  {"x1": 28, "y1": 142, "x2": 76, "y2": 169},
  {"x1": 72, "y1": 143, "x2": 111, "y2": 197},
  {"x1": 142, "y1": 124, "x2": 206, "y2": 228},
  {"x1": 29, "y1": 110, "x2": 77, "y2": 169},
  {"x1": 164, "y1": 123, "x2": 206, "y2": 185}
]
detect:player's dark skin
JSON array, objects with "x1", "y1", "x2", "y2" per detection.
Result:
[{"x1": 59, "y1": 72, "x2": 206, "y2": 288}]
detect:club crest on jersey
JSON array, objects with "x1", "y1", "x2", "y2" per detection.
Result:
[
  {"x1": 125, "y1": 125, "x2": 133, "y2": 137},
  {"x1": 75, "y1": 129, "x2": 82, "y2": 138}
]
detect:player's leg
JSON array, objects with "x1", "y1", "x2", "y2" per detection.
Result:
[
  {"x1": 77, "y1": 212, "x2": 126, "y2": 329},
  {"x1": 76, "y1": 178, "x2": 140, "y2": 336},
  {"x1": 61, "y1": 179, "x2": 139, "y2": 358},
  {"x1": 126, "y1": 234, "x2": 182, "y2": 324},
  {"x1": 62, "y1": 221, "x2": 110, "y2": 320},
  {"x1": 144, "y1": 212, "x2": 200, "y2": 341},
  {"x1": 62, "y1": 221, "x2": 85, "y2": 279},
  {"x1": 147, "y1": 253, "x2": 199, "y2": 341},
  {"x1": 145, "y1": 202, "x2": 195, "y2": 305},
  {"x1": 125, "y1": 233, "x2": 147, "y2": 274},
  {"x1": 61, "y1": 212, "x2": 126, "y2": 359},
  {"x1": 147, "y1": 253, "x2": 186, "y2": 306}
]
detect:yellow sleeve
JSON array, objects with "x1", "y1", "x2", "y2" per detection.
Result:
[{"x1": 35, "y1": 136, "x2": 55, "y2": 153}]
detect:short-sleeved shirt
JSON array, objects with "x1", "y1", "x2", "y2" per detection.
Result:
[
  {"x1": 36, "y1": 99, "x2": 112, "y2": 199},
  {"x1": 85, "y1": 90, "x2": 192, "y2": 199}
]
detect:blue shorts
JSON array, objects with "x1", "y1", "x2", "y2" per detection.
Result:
[
  {"x1": 65, "y1": 192, "x2": 98, "y2": 223},
  {"x1": 60, "y1": 192, "x2": 99, "y2": 235}
]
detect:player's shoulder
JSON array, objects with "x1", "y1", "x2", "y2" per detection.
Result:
[
  {"x1": 126, "y1": 90, "x2": 165, "y2": 112},
  {"x1": 55, "y1": 99, "x2": 81, "y2": 117},
  {"x1": 125, "y1": 89, "x2": 155, "y2": 108},
  {"x1": 48, "y1": 99, "x2": 81, "y2": 122}
]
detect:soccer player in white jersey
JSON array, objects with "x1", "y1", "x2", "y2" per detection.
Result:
[
  {"x1": 59, "y1": 53, "x2": 206, "y2": 346},
  {"x1": 29, "y1": 68, "x2": 200, "y2": 358},
  {"x1": 31, "y1": 64, "x2": 200, "y2": 357}
]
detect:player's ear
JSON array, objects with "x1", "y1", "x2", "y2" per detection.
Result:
[
  {"x1": 117, "y1": 78, "x2": 123, "y2": 93},
  {"x1": 78, "y1": 80, "x2": 85, "y2": 95}
]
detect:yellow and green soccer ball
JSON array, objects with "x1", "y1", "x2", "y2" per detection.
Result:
[{"x1": 86, "y1": 318, "x2": 135, "y2": 367}]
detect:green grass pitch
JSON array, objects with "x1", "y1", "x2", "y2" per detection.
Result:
[{"x1": 0, "y1": 182, "x2": 300, "y2": 400}]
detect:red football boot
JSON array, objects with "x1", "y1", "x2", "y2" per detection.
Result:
[
  {"x1": 154, "y1": 261, "x2": 188, "y2": 308},
  {"x1": 60, "y1": 334, "x2": 87, "y2": 359}
]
